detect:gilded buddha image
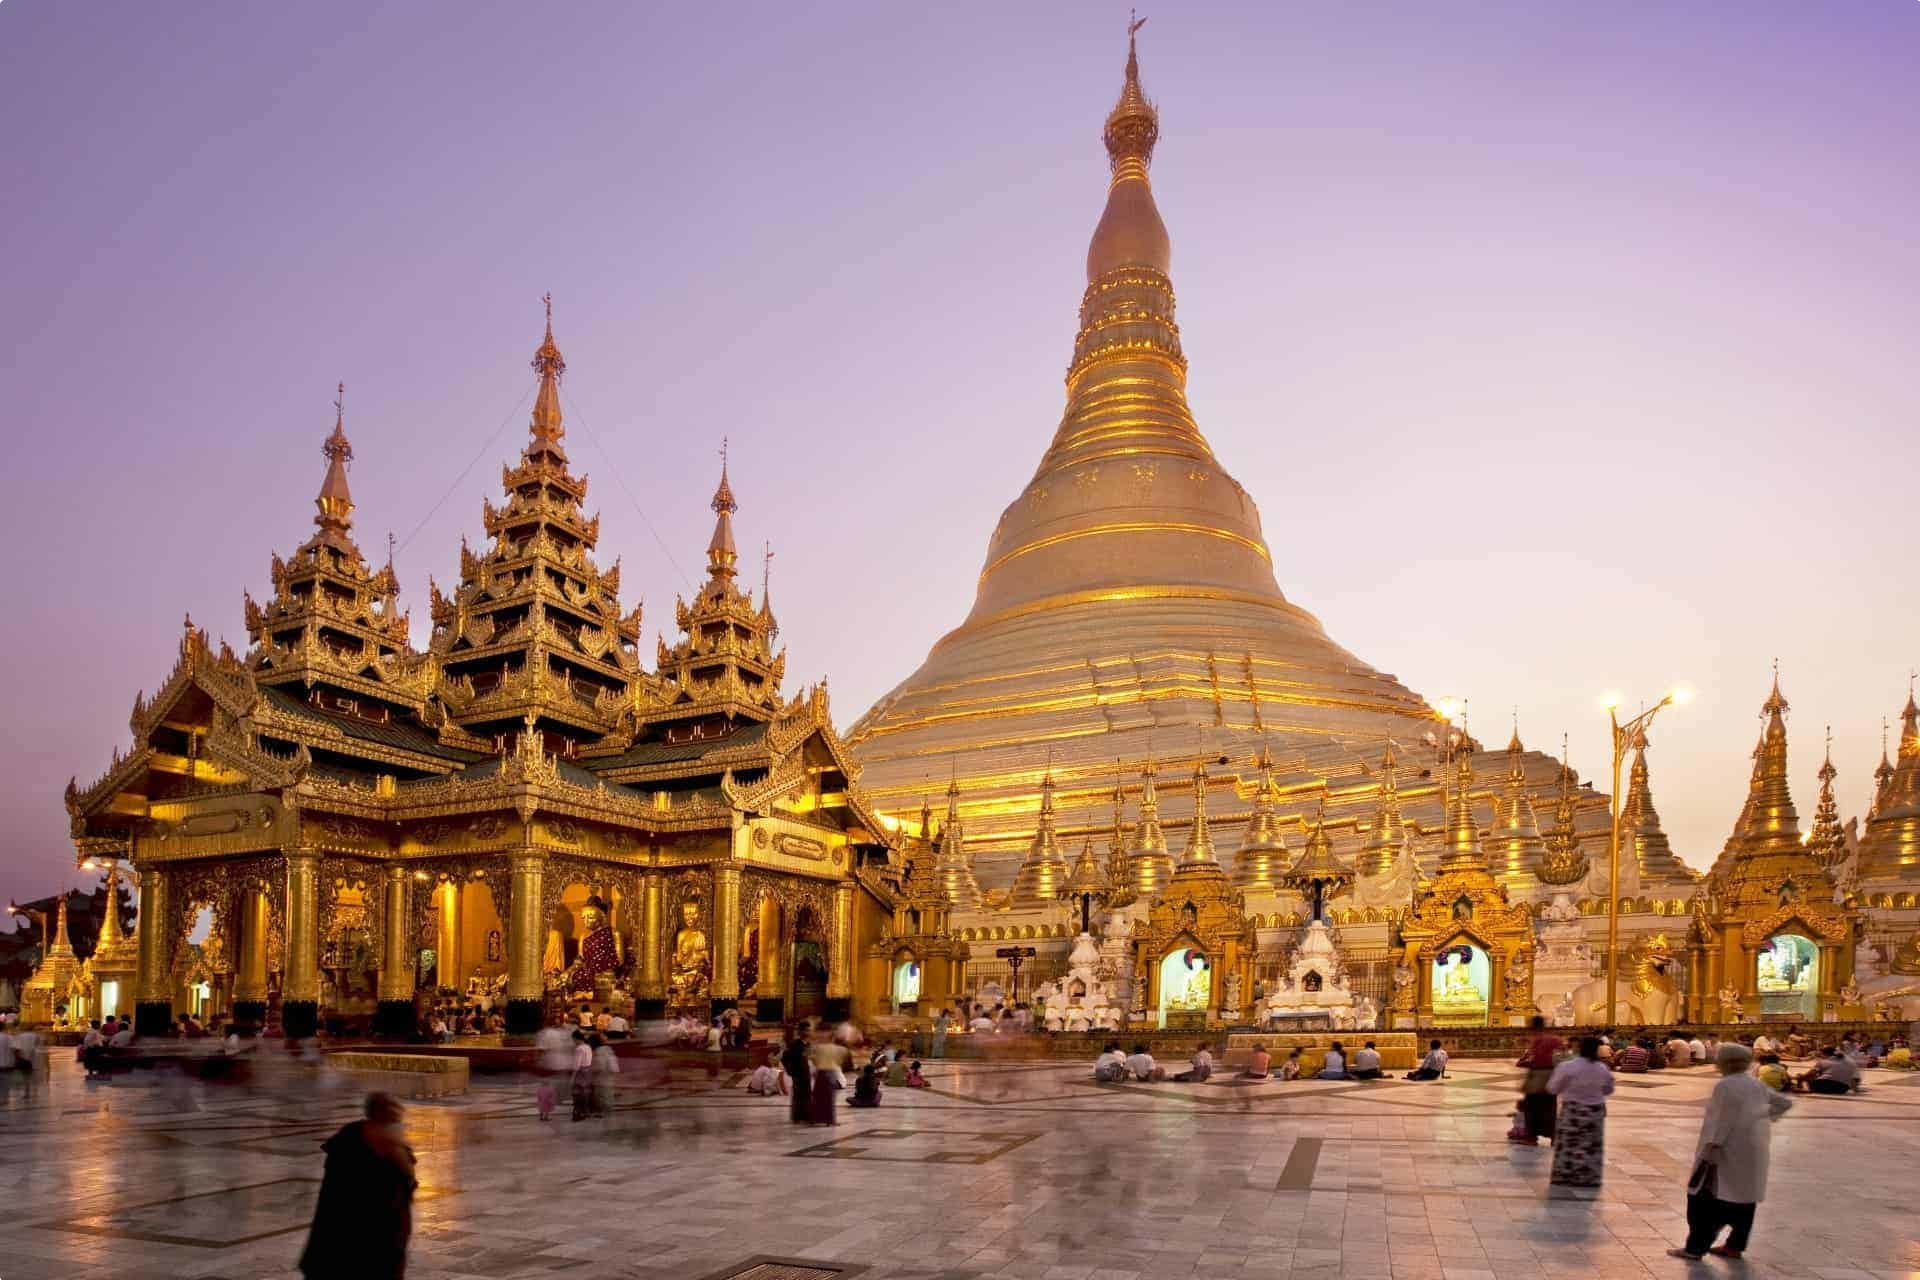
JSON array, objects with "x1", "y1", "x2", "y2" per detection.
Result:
[{"x1": 669, "y1": 899, "x2": 711, "y2": 1007}]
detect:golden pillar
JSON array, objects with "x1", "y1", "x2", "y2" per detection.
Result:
[
  {"x1": 375, "y1": 865, "x2": 413, "y2": 1033},
  {"x1": 828, "y1": 880, "x2": 854, "y2": 1002},
  {"x1": 233, "y1": 891, "x2": 269, "y2": 1004},
  {"x1": 636, "y1": 871, "x2": 665, "y2": 1005},
  {"x1": 133, "y1": 863, "x2": 172, "y2": 1034},
  {"x1": 506, "y1": 850, "x2": 545, "y2": 1033},
  {"x1": 283, "y1": 848, "x2": 322, "y2": 1036},
  {"x1": 437, "y1": 880, "x2": 461, "y2": 987},
  {"x1": 712, "y1": 864, "x2": 741, "y2": 1005}
]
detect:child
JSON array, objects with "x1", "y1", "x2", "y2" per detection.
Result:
[
  {"x1": 905, "y1": 1060, "x2": 930, "y2": 1088},
  {"x1": 536, "y1": 1079, "x2": 556, "y2": 1121},
  {"x1": 1277, "y1": 1048, "x2": 1303, "y2": 1081}
]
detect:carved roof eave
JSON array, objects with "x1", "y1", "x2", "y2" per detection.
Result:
[
  {"x1": 295, "y1": 771, "x2": 731, "y2": 833},
  {"x1": 445, "y1": 689, "x2": 614, "y2": 737},
  {"x1": 1737, "y1": 902, "x2": 1853, "y2": 947},
  {"x1": 132, "y1": 648, "x2": 258, "y2": 744},
  {"x1": 636, "y1": 692, "x2": 781, "y2": 729},
  {"x1": 252, "y1": 663, "x2": 431, "y2": 713},
  {"x1": 250, "y1": 703, "x2": 462, "y2": 778},
  {"x1": 853, "y1": 865, "x2": 901, "y2": 911},
  {"x1": 70, "y1": 746, "x2": 158, "y2": 823},
  {"x1": 595, "y1": 742, "x2": 778, "y2": 787}
]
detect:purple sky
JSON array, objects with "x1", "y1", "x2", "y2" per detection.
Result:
[{"x1": 4, "y1": 2, "x2": 1916, "y2": 916}]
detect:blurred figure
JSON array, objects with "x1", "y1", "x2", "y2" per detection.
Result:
[
  {"x1": 781, "y1": 1027, "x2": 811, "y2": 1124},
  {"x1": 590, "y1": 1033, "x2": 619, "y2": 1116},
  {"x1": 300, "y1": 1093, "x2": 416, "y2": 1280},
  {"x1": 1671, "y1": 1043, "x2": 1791, "y2": 1261}
]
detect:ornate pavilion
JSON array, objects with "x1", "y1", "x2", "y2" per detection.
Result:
[{"x1": 66, "y1": 313, "x2": 924, "y2": 1036}]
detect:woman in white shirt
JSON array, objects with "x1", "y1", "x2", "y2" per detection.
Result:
[{"x1": 1547, "y1": 1036, "x2": 1615, "y2": 1188}]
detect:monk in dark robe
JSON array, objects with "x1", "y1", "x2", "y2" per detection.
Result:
[
  {"x1": 781, "y1": 1027, "x2": 811, "y2": 1124},
  {"x1": 300, "y1": 1092, "x2": 417, "y2": 1280}
]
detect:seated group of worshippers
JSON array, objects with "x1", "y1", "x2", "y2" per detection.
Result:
[{"x1": 1094, "y1": 1038, "x2": 1444, "y2": 1083}]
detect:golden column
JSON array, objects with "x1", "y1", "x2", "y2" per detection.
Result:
[
  {"x1": 636, "y1": 871, "x2": 665, "y2": 1014},
  {"x1": 233, "y1": 891, "x2": 269, "y2": 1006},
  {"x1": 133, "y1": 863, "x2": 171, "y2": 1035},
  {"x1": 505, "y1": 849, "x2": 545, "y2": 1034},
  {"x1": 827, "y1": 880, "x2": 854, "y2": 1016},
  {"x1": 282, "y1": 848, "x2": 322, "y2": 1035},
  {"x1": 375, "y1": 864, "x2": 414, "y2": 1035},
  {"x1": 712, "y1": 863, "x2": 741, "y2": 1009}
]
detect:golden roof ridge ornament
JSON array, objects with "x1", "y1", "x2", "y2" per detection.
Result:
[
  {"x1": 1104, "y1": 11, "x2": 1159, "y2": 181},
  {"x1": 528, "y1": 292, "x2": 567, "y2": 455},
  {"x1": 314, "y1": 381, "x2": 355, "y2": 539}
]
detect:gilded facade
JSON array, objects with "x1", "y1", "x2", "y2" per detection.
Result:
[{"x1": 67, "y1": 314, "x2": 919, "y2": 1036}]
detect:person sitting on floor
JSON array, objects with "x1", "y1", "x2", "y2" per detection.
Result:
[
  {"x1": 1317, "y1": 1041, "x2": 1352, "y2": 1080},
  {"x1": 1755, "y1": 1053, "x2": 1790, "y2": 1092},
  {"x1": 848, "y1": 1062, "x2": 882, "y2": 1108},
  {"x1": 905, "y1": 1060, "x2": 931, "y2": 1088},
  {"x1": 1125, "y1": 1044, "x2": 1166, "y2": 1082},
  {"x1": 1352, "y1": 1041, "x2": 1383, "y2": 1080},
  {"x1": 1238, "y1": 1044, "x2": 1272, "y2": 1079},
  {"x1": 1278, "y1": 1048, "x2": 1303, "y2": 1081},
  {"x1": 1172, "y1": 1043, "x2": 1213, "y2": 1083},
  {"x1": 1405, "y1": 1039, "x2": 1448, "y2": 1080},
  {"x1": 1796, "y1": 1047, "x2": 1858, "y2": 1095},
  {"x1": 1666, "y1": 1031, "x2": 1694, "y2": 1068},
  {"x1": 1614, "y1": 1039, "x2": 1652, "y2": 1073},
  {"x1": 1093, "y1": 1042, "x2": 1128, "y2": 1082},
  {"x1": 745, "y1": 1052, "x2": 787, "y2": 1096},
  {"x1": 1694, "y1": 1033, "x2": 1713, "y2": 1064}
]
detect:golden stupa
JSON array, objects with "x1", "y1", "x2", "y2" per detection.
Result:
[{"x1": 847, "y1": 29, "x2": 1617, "y2": 883}]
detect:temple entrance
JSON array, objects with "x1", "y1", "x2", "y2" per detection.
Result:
[
  {"x1": 1758, "y1": 932, "x2": 1818, "y2": 1018},
  {"x1": 1157, "y1": 947, "x2": 1210, "y2": 1027},
  {"x1": 1431, "y1": 942, "x2": 1490, "y2": 1026},
  {"x1": 790, "y1": 942, "x2": 826, "y2": 1021},
  {"x1": 892, "y1": 956, "x2": 922, "y2": 1012}
]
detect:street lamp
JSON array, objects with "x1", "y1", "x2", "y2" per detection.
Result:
[{"x1": 1603, "y1": 687, "x2": 1689, "y2": 1024}]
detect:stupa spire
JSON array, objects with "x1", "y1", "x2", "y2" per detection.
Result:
[
  {"x1": 1486, "y1": 720, "x2": 1544, "y2": 880},
  {"x1": 1440, "y1": 747, "x2": 1487, "y2": 872},
  {"x1": 1009, "y1": 760, "x2": 1071, "y2": 908},
  {"x1": 1180, "y1": 758, "x2": 1217, "y2": 866},
  {"x1": 1871, "y1": 717, "x2": 1895, "y2": 818},
  {"x1": 528, "y1": 292, "x2": 567, "y2": 455},
  {"x1": 1232, "y1": 746, "x2": 1289, "y2": 890},
  {"x1": 1126, "y1": 753, "x2": 1176, "y2": 897},
  {"x1": 1620, "y1": 732, "x2": 1688, "y2": 881},
  {"x1": 1537, "y1": 735, "x2": 1589, "y2": 886},
  {"x1": 934, "y1": 772, "x2": 984, "y2": 911},
  {"x1": 1808, "y1": 726, "x2": 1847, "y2": 869},
  {"x1": 1280, "y1": 796, "x2": 1351, "y2": 924},
  {"x1": 1858, "y1": 679, "x2": 1920, "y2": 881},
  {"x1": 1357, "y1": 740, "x2": 1405, "y2": 878},
  {"x1": 1712, "y1": 670, "x2": 1828, "y2": 913}
]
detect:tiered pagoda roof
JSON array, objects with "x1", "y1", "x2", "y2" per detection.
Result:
[
  {"x1": 1486, "y1": 727, "x2": 1545, "y2": 882},
  {"x1": 1619, "y1": 735, "x2": 1695, "y2": 886},
  {"x1": 1707, "y1": 674, "x2": 1834, "y2": 914}
]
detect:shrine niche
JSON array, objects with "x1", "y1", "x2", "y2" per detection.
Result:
[
  {"x1": 1132, "y1": 854, "x2": 1249, "y2": 1027},
  {"x1": 1391, "y1": 752, "x2": 1536, "y2": 1028},
  {"x1": 1685, "y1": 677, "x2": 1860, "y2": 1023}
]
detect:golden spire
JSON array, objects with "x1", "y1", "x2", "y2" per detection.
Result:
[
  {"x1": 1060, "y1": 808, "x2": 1110, "y2": 930},
  {"x1": 1620, "y1": 730, "x2": 1688, "y2": 881},
  {"x1": 1808, "y1": 725, "x2": 1847, "y2": 869},
  {"x1": 1280, "y1": 796, "x2": 1351, "y2": 923},
  {"x1": 1009, "y1": 759, "x2": 1071, "y2": 908},
  {"x1": 1356, "y1": 740, "x2": 1405, "y2": 878},
  {"x1": 1126, "y1": 752, "x2": 1176, "y2": 897},
  {"x1": 313, "y1": 382, "x2": 356, "y2": 542},
  {"x1": 1104, "y1": 12, "x2": 1160, "y2": 182},
  {"x1": 1537, "y1": 735, "x2": 1589, "y2": 885},
  {"x1": 529, "y1": 292, "x2": 567, "y2": 454},
  {"x1": 1486, "y1": 721, "x2": 1544, "y2": 880},
  {"x1": 1439, "y1": 746, "x2": 1487, "y2": 872},
  {"x1": 1232, "y1": 746, "x2": 1289, "y2": 890},
  {"x1": 1859, "y1": 679, "x2": 1920, "y2": 881},
  {"x1": 1103, "y1": 769, "x2": 1136, "y2": 907},
  {"x1": 934, "y1": 771, "x2": 984, "y2": 911},
  {"x1": 47, "y1": 890, "x2": 75, "y2": 960},
  {"x1": 1713, "y1": 669, "x2": 1824, "y2": 911},
  {"x1": 707, "y1": 437, "x2": 739, "y2": 580},
  {"x1": 1871, "y1": 716, "x2": 1895, "y2": 817},
  {"x1": 1179, "y1": 757, "x2": 1217, "y2": 866}
]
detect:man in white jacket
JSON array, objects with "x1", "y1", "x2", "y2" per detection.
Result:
[{"x1": 1672, "y1": 1043, "x2": 1792, "y2": 1261}]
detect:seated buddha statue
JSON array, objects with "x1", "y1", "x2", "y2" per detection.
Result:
[
  {"x1": 669, "y1": 900, "x2": 711, "y2": 1006},
  {"x1": 567, "y1": 897, "x2": 620, "y2": 995}
]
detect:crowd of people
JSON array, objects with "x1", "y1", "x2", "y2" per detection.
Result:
[{"x1": 1090, "y1": 1037, "x2": 1448, "y2": 1083}]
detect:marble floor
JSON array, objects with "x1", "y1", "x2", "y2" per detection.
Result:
[{"x1": 3, "y1": 1052, "x2": 1918, "y2": 1280}]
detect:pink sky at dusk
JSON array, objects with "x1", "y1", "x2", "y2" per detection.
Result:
[{"x1": 2, "y1": 2, "x2": 1916, "y2": 913}]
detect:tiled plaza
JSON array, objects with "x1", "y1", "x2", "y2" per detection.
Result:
[{"x1": 3, "y1": 1052, "x2": 1918, "y2": 1280}]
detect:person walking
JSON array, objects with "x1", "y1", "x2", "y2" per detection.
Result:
[
  {"x1": 781, "y1": 1026, "x2": 811, "y2": 1124},
  {"x1": 931, "y1": 1007, "x2": 949, "y2": 1059},
  {"x1": 1546, "y1": 1036, "x2": 1614, "y2": 1189},
  {"x1": 568, "y1": 1030, "x2": 593, "y2": 1122},
  {"x1": 1670, "y1": 1043, "x2": 1792, "y2": 1261},
  {"x1": 589, "y1": 1034, "x2": 619, "y2": 1117},
  {"x1": 299, "y1": 1093, "x2": 416, "y2": 1280},
  {"x1": 1514, "y1": 1015, "x2": 1564, "y2": 1145},
  {"x1": 807, "y1": 1030, "x2": 846, "y2": 1126}
]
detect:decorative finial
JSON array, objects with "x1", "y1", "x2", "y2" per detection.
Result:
[
  {"x1": 543, "y1": 290, "x2": 553, "y2": 336},
  {"x1": 711, "y1": 437, "x2": 737, "y2": 515},
  {"x1": 1104, "y1": 9, "x2": 1159, "y2": 176}
]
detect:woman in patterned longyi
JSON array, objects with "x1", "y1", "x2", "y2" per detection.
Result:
[{"x1": 1546, "y1": 1036, "x2": 1615, "y2": 1188}]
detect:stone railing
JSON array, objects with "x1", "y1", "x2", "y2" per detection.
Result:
[{"x1": 327, "y1": 1051, "x2": 469, "y2": 1098}]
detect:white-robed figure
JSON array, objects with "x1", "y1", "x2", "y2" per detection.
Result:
[{"x1": 1672, "y1": 1043, "x2": 1792, "y2": 1261}]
